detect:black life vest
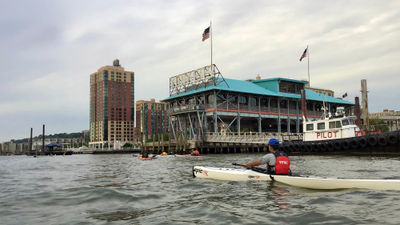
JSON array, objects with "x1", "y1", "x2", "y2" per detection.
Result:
[{"x1": 270, "y1": 151, "x2": 291, "y2": 175}]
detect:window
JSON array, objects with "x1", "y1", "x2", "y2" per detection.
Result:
[
  {"x1": 249, "y1": 97, "x2": 257, "y2": 106},
  {"x1": 336, "y1": 121, "x2": 342, "y2": 128},
  {"x1": 329, "y1": 121, "x2": 336, "y2": 129},
  {"x1": 342, "y1": 119, "x2": 349, "y2": 126},
  {"x1": 261, "y1": 98, "x2": 268, "y2": 107},
  {"x1": 306, "y1": 124, "x2": 314, "y2": 131},
  {"x1": 239, "y1": 96, "x2": 248, "y2": 105},
  {"x1": 270, "y1": 98, "x2": 278, "y2": 108},
  {"x1": 207, "y1": 94, "x2": 214, "y2": 104},
  {"x1": 280, "y1": 100, "x2": 287, "y2": 109},
  {"x1": 227, "y1": 94, "x2": 237, "y2": 105},
  {"x1": 317, "y1": 122, "x2": 325, "y2": 130},
  {"x1": 279, "y1": 81, "x2": 302, "y2": 94},
  {"x1": 216, "y1": 94, "x2": 225, "y2": 104},
  {"x1": 289, "y1": 101, "x2": 297, "y2": 110}
]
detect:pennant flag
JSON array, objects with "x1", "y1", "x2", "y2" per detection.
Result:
[
  {"x1": 202, "y1": 26, "x2": 210, "y2": 41},
  {"x1": 299, "y1": 47, "x2": 308, "y2": 61},
  {"x1": 342, "y1": 92, "x2": 348, "y2": 98}
]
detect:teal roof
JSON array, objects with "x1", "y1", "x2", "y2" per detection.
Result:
[
  {"x1": 163, "y1": 78, "x2": 279, "y2": 101},
  {"x1": 305, "y1": 89, "x2": 351, "y2": 104},
  {"x1": 253, "y1": 77, "x2": 308, "y2": 84},
  {"x1": 163, "y1": 77, "x2": 353, "y2": 105}
]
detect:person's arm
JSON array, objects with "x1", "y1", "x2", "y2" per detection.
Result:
[{"x1": 242, "y1": 160, "x2": 261, "y2": 168}]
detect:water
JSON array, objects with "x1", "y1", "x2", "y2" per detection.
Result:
[{"x1": 1, "y1": 154, "x2": 400, "y2": 225}]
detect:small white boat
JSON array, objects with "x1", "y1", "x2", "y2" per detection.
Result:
[{"x1": 193, "y1": 166, "x2": 400, "y2": 191}]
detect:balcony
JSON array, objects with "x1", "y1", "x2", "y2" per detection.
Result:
[
  {"x1": 168, "y1": 104, "x2": 207, "y2": 115},
  {"x1": 168, "y1": 103, "x2": 323, "y2": 118},
  {"x1": 204, "y1": 132, "x2": 302, "y2": 144}
]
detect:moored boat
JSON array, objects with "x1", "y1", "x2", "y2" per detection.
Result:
[{"x1": 281, "y1": 102, "x2": 400, "y2": 153}]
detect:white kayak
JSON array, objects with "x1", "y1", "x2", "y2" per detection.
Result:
[{"x1": 192, "y1": 166, "x2": 400, "y2": 191}]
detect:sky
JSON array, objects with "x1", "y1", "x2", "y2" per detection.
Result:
[{"x1": 1, "y1": 0, "x2": 399, "y2": 142}]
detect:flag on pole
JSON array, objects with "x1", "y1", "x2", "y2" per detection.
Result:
[
  {"x1": 299, "y1": 47, "x2": 308, "y2": 61},
  {"x1": 202, "y1": 26, "x2": 210, "y2": 41},
  {"x1": 342, "y1": 92, "x2": 348, "y2": 98}
]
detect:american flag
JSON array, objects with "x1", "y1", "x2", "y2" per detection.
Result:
[
  {"x1": 202, "y1": 26, "x2": 210, "y2": 41},
  {"x1": 299, "y1": 47, "x2": 308, "y2": 61}
]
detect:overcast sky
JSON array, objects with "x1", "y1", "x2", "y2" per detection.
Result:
[{"x1": 1, "y1": 0, "x2": 399, "y2": 142}]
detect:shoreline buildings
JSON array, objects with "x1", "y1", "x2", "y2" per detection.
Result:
[
  {"x1": 370, "y1": 109, "x2": 400, "y2": 131},
  {"x1": 136, "y1": 99, "x2": 169, "y2": 142},
  {"x1": 89, "y1": 60, "x2": 135, "y2": 148}
]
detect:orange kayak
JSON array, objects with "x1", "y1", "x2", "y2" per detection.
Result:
[{"x1": 138, "y1": 156, "x2": 153, "y2": 160}]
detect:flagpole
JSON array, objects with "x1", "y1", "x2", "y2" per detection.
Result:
[
  {"x1": 210, "y1": 20, "x2": 214, "y2": 85},
  {"x1": 307, "y1": 45, "x2": 310, "y2": 87}
]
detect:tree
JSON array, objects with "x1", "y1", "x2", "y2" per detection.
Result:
[
  {"x1": 369, "y1": 118, "x2": 389, "y2": 132},
  {"x1": 163, "y1": 133, "x2": 170, "y2": 141},
  {"x1": 123, "y1": 143, "x2": 133, "y2": 148}
]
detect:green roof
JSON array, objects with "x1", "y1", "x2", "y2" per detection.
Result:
[
  {"x1": 252, "y1": 77, "x2": 308, "y2": 84},
  {"x1": 163, "y1": 77, "x2": 353, "y2": 105},
  {"x1": 163, "y1": 78, "x2": 279, "y2": 101}
]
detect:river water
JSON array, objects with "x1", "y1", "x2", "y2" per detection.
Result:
[{"x1": 1, "y1": 154, "x2": 400, "y2": 225}]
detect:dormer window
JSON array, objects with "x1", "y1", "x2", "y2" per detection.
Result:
[{"x1": 279, "y1": 81, "x2": 303, "y2": 94}]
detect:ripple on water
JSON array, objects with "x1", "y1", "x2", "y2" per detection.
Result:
[{"x1": 1, "y1": 154, "x2": 400, "y2": 224}]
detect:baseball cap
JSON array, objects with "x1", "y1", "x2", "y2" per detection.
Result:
[{"x1": 267, "y1": 138, "x2": 280, "y2": 146}]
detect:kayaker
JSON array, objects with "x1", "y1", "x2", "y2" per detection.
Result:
[
  {"x1": 142, "y1": 150, "x2": 149, "y2": 158},
  {"x1": 191, "y1": 149, "x2": 200, "y2": 156},
  {"x1": 242, "y1": 138, "x2": 291, "y2": 175}
]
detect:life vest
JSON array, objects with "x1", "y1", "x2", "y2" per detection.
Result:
[
  {"x1": 192, "y1": 150, "x2": 199, "y2": 156},
  {"x1": 271, "y1": 151, "x2": 290, "y2": 175}
]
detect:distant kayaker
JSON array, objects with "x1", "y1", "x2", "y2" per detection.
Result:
[
  {"x1": 191, "y1": 149, "x2": 200, "y2": 156},
  {"x1": 142, "y1": 150, "x2": 149, "y2": 158},
  {"x1": 242, "y1": 138, "x2": 291, "y2": 175}
]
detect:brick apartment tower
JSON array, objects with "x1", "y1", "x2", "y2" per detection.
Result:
[
  {"x1": 89, "y1": 59, "x2": 135, "y2": 148},
  {"x1": 136, "y1": 99, "x2": 169, "y2": 141}
]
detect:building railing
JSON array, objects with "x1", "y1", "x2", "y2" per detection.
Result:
[
  {"x1": 168, "y1": 104, "x2": 207, "y2": 114},
  {"x1": 204, "y1": 132, "x2": 302, "y2": 144},
  {"x1": 168, "y1": 103, "x2": 324, "y2": 118}
]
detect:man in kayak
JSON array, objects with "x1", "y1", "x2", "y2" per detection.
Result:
[
  {"x1": 191, "y1": 149, "x2": 200, "y2": 156},
  {"x1": 142, "y1": 150, "x2": 149, "y2": 158},
  {"x1": 242, "y1": 138, "x2": 291, "y2": 175}
]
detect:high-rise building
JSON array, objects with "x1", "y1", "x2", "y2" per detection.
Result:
[
  {"x1": 89, "y1": 59, "x2": 135, "y2": 148},
  {"x1": 136, "y1": 99, "x2": 169, "y2": 141}
]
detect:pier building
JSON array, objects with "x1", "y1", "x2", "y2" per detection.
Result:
[
  {"x1": 370, "y1": 109, "x2": 400, "y2": 131},
  {"x1": 136, "y1": 99, "x2": 169, "y2": 141},
  {"x1": 305, "y1": 83, "x2": 335, "y2": 97},
  {"x1": 89, "y1": 60, "x2": 135, "y2": 148},
  {"x1": 162, "y1": 65, "x2": 353, "y2": 152}
]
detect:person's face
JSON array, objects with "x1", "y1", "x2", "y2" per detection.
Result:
[{"x1": 268, "y1": 145, "x2": 273, "y2": 152}]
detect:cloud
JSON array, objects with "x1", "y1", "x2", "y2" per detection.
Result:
[{"x1": 1, "y1": 0, "x2": 400, "y2": 142}]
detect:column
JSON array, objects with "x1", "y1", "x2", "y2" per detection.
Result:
[{"x1": 277, "y1": 98, "x2": 281, "y2": 134}]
